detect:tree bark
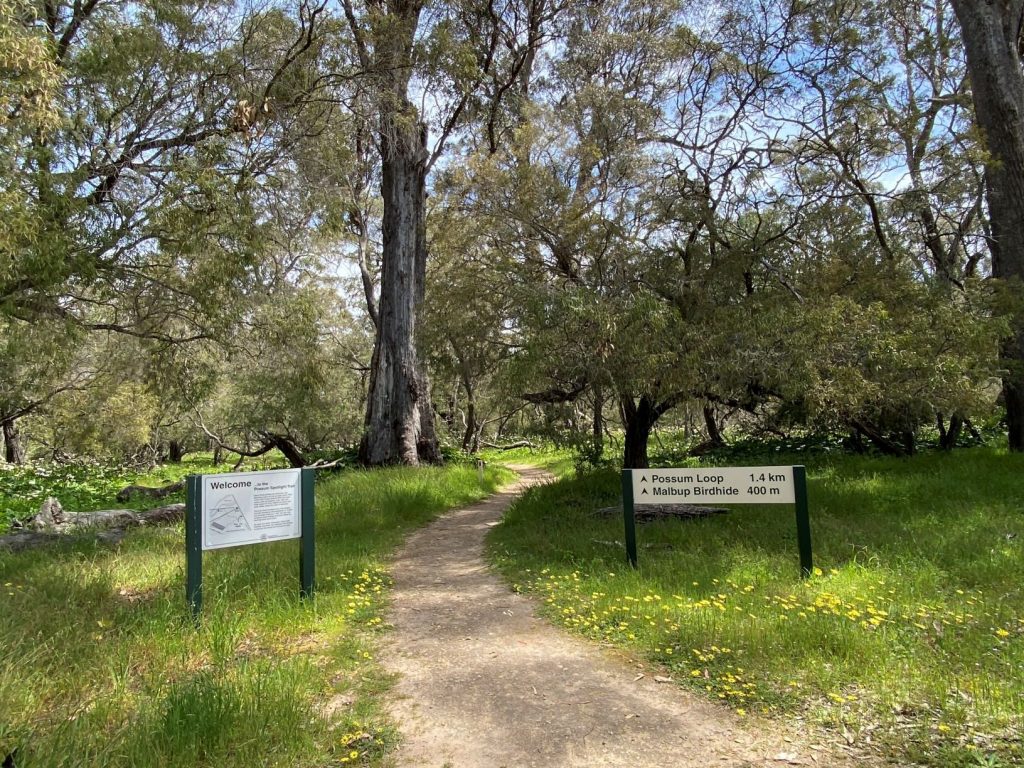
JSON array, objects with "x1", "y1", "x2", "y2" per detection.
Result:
[
  {"x1": 168, "y1": 439, "x2": 186, "y2": 463},
  {"x1": 265, "y1": 433, "x2": 307, "y2": 468},
  {"x1": 621, "y1": 396, "x2": 656, "y2": 469},
  {"x1": 849, "y1": 418, "x2": 910, "y2": 457},
  {"x1": 951, "y1": 0, "x2": 1024, "y2": 450},
  {"x1": 618, "y1": 395, "x2": 664, "y2": 469},
  {"x1": 591, "y1": 385, "x2": 604, "y2": 461},
  {"x1": 937, "y1": 411, "x2": 965, "y2": 451},
  {"x1": 2, "y1": 419, "x2": 25, "y2": 464},
  {"x1": 359, "y1": 0, "x2": 440, "y2": 466},
  {"x1": 702, "y1": 403, "x2": 726, "y2": 448},
  {"x1": 462, "y1": 386, "x2": 477, "y2": 452},
  {"x1": 481, "y1": 440, "x2": 534, "y2": 450},
  {"x1": 117, "y1": 480, "x2": 185, "y2": 503}
]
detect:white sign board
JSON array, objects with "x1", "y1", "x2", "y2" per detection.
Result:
[
  {"x1": 631, "y1": 466, "x2": 795, "y2": 505},
  {"x1": 201, "y1": 468, "x2": 302, "y2": 551}
]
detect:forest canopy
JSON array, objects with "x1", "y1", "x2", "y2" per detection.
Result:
[{"x1": 1, "y1": 0, "x2": 1021, "y2": 470}]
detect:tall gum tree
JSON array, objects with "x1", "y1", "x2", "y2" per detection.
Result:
[
  {"x1": 950, "y1": 0, "x2": 1024, "y2": 450},
  {"x1": 342, "y1": 0, "x2": 558, "y2": 464},
  {"x1": 344, "y1": 0, "x2": 441, "y2": 464}
]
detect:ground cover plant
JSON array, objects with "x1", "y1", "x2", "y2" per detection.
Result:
[
  {"x1": 0, "y1": 454, "x2": 295, "y2": 533},
  {"x1": 0, "y1": 462, "x2": 514, "y2": 767},
  {"x1": 488, "y1": 447, "x2": 1024, "y2": 766}
]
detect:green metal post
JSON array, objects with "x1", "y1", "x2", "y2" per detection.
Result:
[
  {"x1": 621, "y1": 470, "x2": 638, "y2": 569},
  {"x1": 300, "y1": 467, "x2": 316, "y2": 599},
  {"x1": 185, "y1": 474, "x2": 203, "y2": 623},
  {"x1": 793, "y1": 465, "x2": 813, "y2": 579}
]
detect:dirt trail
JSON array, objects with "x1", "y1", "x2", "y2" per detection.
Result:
[{"x1": 380, "y1": 465, "x2": 839, "y2": 768}]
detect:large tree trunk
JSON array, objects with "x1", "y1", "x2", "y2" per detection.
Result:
[
  {"x1": 619, "y1": 393, "x2": 684, "y2": 468},
  {"x1": 359, "y1": 0, "x2": 440, "y2": 466},
  {"x1": 359, "y1": 117, "x2": 440, "y2": 464},
  {"x1": 3, "y1": 419, "x2": 26, "y2": 464},
  {"x1": 951, "y1": 0, "x2": 1024, "y2": 450}
]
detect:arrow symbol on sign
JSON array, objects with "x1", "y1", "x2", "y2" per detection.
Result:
[
  {"x1": 641, "y1": 488, "x2": 648, "y2": 495},
  {"x1": 641, "y1": 476, "x2": 648, "y2": 482}
]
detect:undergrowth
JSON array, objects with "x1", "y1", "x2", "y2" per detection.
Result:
[{"x1": 0, "y1": 454, "x2": 295, "y2": 533}]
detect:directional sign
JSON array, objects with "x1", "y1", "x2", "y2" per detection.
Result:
[
  {"x1": 631, "y1": 466, "x2": 795, "y2": 505},
  {"x1": 621, "y1": 465, "x2": 812, "y2": 577}
]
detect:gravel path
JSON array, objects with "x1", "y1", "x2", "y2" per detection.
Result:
[{"x1": 380, "y1": 465, "x2": 844, "y2": 767}]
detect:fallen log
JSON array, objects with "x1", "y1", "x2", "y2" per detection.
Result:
[
  {"x1": 116, "y1": 479, "x2": 185, "y2": 503},
  {"x1": 0, "y1": 502, "x2": 185, "y2": 552},
  {"x1": 594, "y1": 504, "x2": 728, "y2": 523},
  {"x1": 480, "y1": 440, "x2": 535, "y2": 451}
]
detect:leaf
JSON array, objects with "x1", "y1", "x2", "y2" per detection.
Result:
[{"x1": 772, "y1": 753, "x2": 801, "y2": 764}]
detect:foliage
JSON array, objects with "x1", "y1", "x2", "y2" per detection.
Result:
[
  {"x1": 211, "y1": 283, "x2": 369, "y2": 451},
  {"x1": 489, "y1": 449, "x2": 1024, "y2": 765},
  {"x1": 7, "y1": 0, "x2": 336, "y2": 321},
  {"x1": 0, "y1": 0, "x2": 61, "y2": 285},
  {"x1": 0, "y1": 317, "x2": 85, "y2": 423},
  {"x1": 0, "y1": 0, "x2": 1019, "y2": 471}
]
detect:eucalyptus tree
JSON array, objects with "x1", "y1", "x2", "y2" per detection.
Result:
[
  {"x1": 768, "y1": 0, "x2": 1003, "y2": 451},
  {"x1": 419, "y1": 199, "x2": 524, "y2": 451},
  {"x1": 194, "y1": 282, "x2": 370, "y2": 466},
  {"x1": 338, "y1": 0, "x2": 563, "y2": 464},
  {"x1": 491, "y1": 0, "x2": 1002, "y2": 461},
  {"x1": 779, "y1": 0, "x2": 987, "y2": 286},
  {"x1": 0, "y1": 317, "x2": 90, "y2": 462},
  {"x1": 1, "y1": 0, "x2": 359, "y2": 463},
  {"x1": 430, "y1": 0, "x2": 713, "y2": 466},
  {"x1": 949, "y1": 0, "x2": 1024, "y2": 450},
  {"x1": 1, "y1": 0, "x2": 61, "y2": 294},
  {"x1": 2, "y1": 0, "x2": 338, "y2": 337}
]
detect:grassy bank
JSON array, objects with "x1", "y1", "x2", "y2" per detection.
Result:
[
  {"x1": 0, "y1": 463, "x2": 514, "y2": 767},
  {"x1": 488, "y1": 448, "x2": 1023, "y2": 766}
]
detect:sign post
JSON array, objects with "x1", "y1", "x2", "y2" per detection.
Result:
[
  {"x1": 793, "y1": 465, "x2": 812, "y2": 578},
  {"x1": 621, "y1": 465, "x2": 812, "y2": 577},
  {"x1": 185, "y1": 467, "x2": 316, "y2": 622},
  {"x1": 185, "y1": 474, "x2": 203, "y2": 621},
  {"x1": 300, "y1": 467, "x2": 315, "y2": 599},
  {"x1": 621, "y1": 471, "x2": 638, "y2": 569}
]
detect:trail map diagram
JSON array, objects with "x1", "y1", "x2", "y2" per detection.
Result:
[{"x1": 208, "y1": 494, "x2": 251, "y2": 534}]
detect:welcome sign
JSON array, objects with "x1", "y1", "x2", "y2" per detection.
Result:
[{"x1": 185, "y1": 468, "x2": 316, "y2": 621}]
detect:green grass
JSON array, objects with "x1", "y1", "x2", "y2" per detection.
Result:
[
  {"x1": 487, "y1": 448, "x2": 1024, "y2": 766},
  {"x1": 477, "y1": 445, "x2": 575, "y2": 477},
  {"x1": 0, "y1": 462, "x2": 515, "y2": 767}
]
